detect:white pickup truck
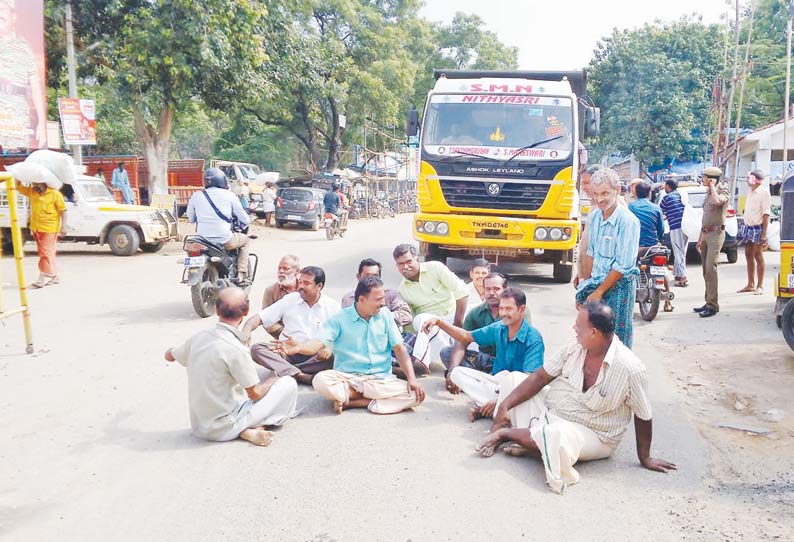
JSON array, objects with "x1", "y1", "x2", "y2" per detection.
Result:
[{"x1": 0, "y1": 175, "x2": 178, "y2": 256}]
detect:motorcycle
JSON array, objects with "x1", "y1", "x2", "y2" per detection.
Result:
[
  {"x1": 636, "y1": 244, "x2": 674, "y2": 322},
  {"x1": 324, "y1": 212, "x2": 345, "y2": 240},
  {"x1": 180, "y1": 235, "x2": 259, "y2": 317}
]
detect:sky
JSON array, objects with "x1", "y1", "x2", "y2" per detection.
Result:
[{"x1": 420, "y1": 0, "x2": 732, "y2": 70}]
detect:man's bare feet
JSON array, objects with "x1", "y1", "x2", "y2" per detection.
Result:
[
  {"x1": 469, "y1": 405, "x2": 484, "y2": 422},
  {"x1": 333, "y1": 400, "x2": 344, "y2": 415},
  {"x1": 737, "y1": 285, "x2": 755, "y2": 293},
  {"x1": 503, "y1": 444, "x2": 531, "y2": 457},
  {"x1": 475, "y1": 429, "x2": 506, "y2": 458},
  {"x1": 239, "y1": 427, "x2": 273, "y2": 446}
]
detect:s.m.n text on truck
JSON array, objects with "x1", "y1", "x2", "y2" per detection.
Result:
[{"x1": 408, "y1": 70, "x2": 600, "y2": 282}]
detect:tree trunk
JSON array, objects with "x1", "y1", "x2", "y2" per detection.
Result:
[
  {"x1": 324, "y1": 96, "x2": 341, "y2": 171},
  {"x1": 131, "y1": 99, "x2": 174, "y2": 197}
]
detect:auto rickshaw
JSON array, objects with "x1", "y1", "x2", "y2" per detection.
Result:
[{"x1": 774, "y1": 171, "x2": 794, "y2": 349}]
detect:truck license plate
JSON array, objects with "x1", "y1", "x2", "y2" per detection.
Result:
[
  {"x1": 650, "y1": 266, "x2": 667, "y2": 275},
  {"x1": 469, "y1": 248, "x2": 517, "y2": 257},
  {"x1": 287, "y1": 214, "x2": 302, "y2": 220},
  {"x1": 185, "y1": 255, "x2": 207, "y2": 267}
]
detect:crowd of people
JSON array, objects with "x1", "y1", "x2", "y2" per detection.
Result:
[{"x1": 166, "y1": 234, "x2": 676, "y2": 494}]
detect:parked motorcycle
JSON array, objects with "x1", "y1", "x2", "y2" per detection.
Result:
[
  {"x1": 180, "y1": 235, "x2": 259, "y2": 317},
  {"x1": 324, "y1": 212, "x2": 345, "y2": 240},
  {"x1": 636, "y1": 244, "x2": 674, "y2": 322}
]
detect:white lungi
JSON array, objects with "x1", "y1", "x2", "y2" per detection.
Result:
[
  {"x1": 498, "y1": 372, "x2": 614, "y2": 494},
  {"x1": 411, "y1": 312, "x2": 455, "y2": 369},
  {"x1": 669, "y1": 228, "x2": 688, "y2": 278},
  {"x1": 219, "y1": 376, "x2": 298, "y2": 441},
  {"x1": 313, "y1": 370, "x2": 419, "y2": 414},
  {"x1": 450, "y1": 366, "x2": 500, "y2": 406}
]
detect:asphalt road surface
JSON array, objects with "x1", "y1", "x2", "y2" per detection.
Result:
[{"x1": 1, "y1": 214, "x2": 791, "y2": 541}]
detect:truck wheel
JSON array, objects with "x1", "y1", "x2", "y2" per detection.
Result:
[
  {"x1": 108, "y1": 224, "x2": 140, "y2": 256},
  {"x1": 141, "y1": 241, "x2": 165, "y2": 253},
  {"x1": 553, "y1": 262, "x2": 573, "y2": 284},
  {"x1": 421, "y1": 243, "x2": 446, "y2": 264},
  {"x1": 782, "y1": 300, "x2": 794, "y2": 351},
  {"x1": 725, "y1": 247, "x2": 738, "y2": 264}
]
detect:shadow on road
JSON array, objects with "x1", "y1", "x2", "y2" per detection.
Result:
[{"x1": 90, "y1": 300, "x2": 199, "y2": 325}]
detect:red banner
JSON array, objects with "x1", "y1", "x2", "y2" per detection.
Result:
[
  {"x1": 58, "y1": 98, "x2": 97, "y2": 145},
  {"x1": 0, "y1": 0, "x2": 47, "y2": 150}
]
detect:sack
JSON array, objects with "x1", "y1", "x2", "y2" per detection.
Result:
[
  {"x1": 6, "y1": 162, "x2": 62, "y2": 189},
  {"x1": 24, "y1": 149, "x2": 77, "y2": 186},
  {"x1": 680, "y1": 204, "x2": 701, "y2": 240}
]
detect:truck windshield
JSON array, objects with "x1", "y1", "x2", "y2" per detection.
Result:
[
  {"x1": 79, "y1": 181, "x2": 115, "y2": 202},
  {"x1": 423, "y1": 94, "x2": 573, "y2": 161},
  {"x1": 239, "y1": 165, "x2": 260, "y2": 180}
]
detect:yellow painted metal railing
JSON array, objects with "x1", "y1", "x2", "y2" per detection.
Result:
[{"x1": 0, "y1": 173, "x2": 34, "y2": 354}]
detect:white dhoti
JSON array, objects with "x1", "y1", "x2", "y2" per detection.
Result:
[
  {"x1": 411, "y1": 312, "x2": 454, "y2": 369},
  {"x1": 220, "y1": 376, "x2": 298, "y2": 441},
  {"x1": 312, "y1": 370, "x2": 419, "y2": 414},
  {"x1": 498, "y1": 372, "x2": 614, "y2": 494},
  {"x1": 450, "y1": 366, "x2": 500, "y2": 406}
]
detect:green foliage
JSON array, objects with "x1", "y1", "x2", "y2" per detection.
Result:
[{"x1": 589, "y1": 19, "x2": 723, "y2": 167}]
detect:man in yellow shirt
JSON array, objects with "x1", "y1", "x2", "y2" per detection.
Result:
[{"x1": 17, "y1": 181, "x2": 66, "y2": 288}]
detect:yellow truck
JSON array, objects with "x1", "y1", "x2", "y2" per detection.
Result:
[{"x1": 408, "y1": 70, "x2": 600, "y2": 282}]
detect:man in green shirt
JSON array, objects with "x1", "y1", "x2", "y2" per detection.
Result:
[
  {"x1": 393, "y1": 244, "x2": 469, "y2": 372},
  {"x1": 440, "y1": 272, "x2": 533, "y2": 374}
]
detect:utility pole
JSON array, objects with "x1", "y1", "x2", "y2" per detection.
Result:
[
  {"x1": 784, "y1": 1, "x2": 794, "y2": 177},
  {"x1": 64, "y1": 2, "x2": 81, "y2": 165}
]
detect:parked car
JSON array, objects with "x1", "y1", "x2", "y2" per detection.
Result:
[
  {"x1": 274, "y1": 187, "x2": 326, "y2": 230},
  {"x1": 655, "y1": 184, "x2": 739, "y2": 264}
]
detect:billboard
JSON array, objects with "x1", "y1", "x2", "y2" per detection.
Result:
[
  {"x1": 58, "y1": 98, "x2": 96, "y2": 145},
  {"x1": 0, "y1": 0, "x2": 47, "y2": 151}
]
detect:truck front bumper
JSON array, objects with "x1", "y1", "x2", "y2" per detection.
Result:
[{"x1": 413, "y1": 212, "x2": 578, "y2": 254}]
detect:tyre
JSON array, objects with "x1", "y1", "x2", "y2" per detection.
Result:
[
  {"x1": 639, "y1": 287, "x2": 660, "y2": 322},
  {"x1": 190, "y1": 265, "x2": 219, "y2": 318},
  {"x1": 325, "y1": 225, "x2": 335, "y2": 240},
  {"x1": 777, "y1": 314, "x2": 782, "y2": 329},
  {"x1": 141, "y1": 241, "x2": 165, "y2": 253},
  {"x1": 553, "y1": 262, "x2": 573, "y2": 284},
  {"x1": 421, "y1": 243, "x2": 446, "y2": 264},
  {"x1": 311, "y1": 215, "x2": 320, "y2": 231},
  {"x1": 275, "y1": 220, "x2": 284, "y2": 228},
  {"x1": 108, "y1": 224, "x2": 140, "y2": 256},
  {"x1": 725, "y1": 246, "x2": 738, "y2": 264},
  {"x1": 782, "y1": 300, "x2": 794, "y2": 350}
]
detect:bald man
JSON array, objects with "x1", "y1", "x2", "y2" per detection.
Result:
[{"x1": 165, "y1": 287, "x2": 298, "y2": 446}]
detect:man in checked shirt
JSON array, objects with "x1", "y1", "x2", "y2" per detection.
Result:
[{"x1": 476, "y1": 301, "x2": 676, "y2": 494}]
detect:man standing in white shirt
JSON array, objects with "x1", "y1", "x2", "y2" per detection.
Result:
[
  {"x1": 186, "y1": 168, "x2": 251, "y2": 282},
  {"x1": 243, "y1": 266, "x2": 341, "y2": 384},
  {"x1": 737, "y1": 170, "x2": 771, "y2": 295}
]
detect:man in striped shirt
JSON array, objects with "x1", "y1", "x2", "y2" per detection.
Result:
[
  {"x1": 660, "y1": 179, "x2": 688, "y2": 287},
  {"x1": 475, "y1": 301, "x2": 676, "y2": 494}
]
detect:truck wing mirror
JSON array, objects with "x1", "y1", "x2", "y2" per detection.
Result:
[
  {"x1": 406, "y1": 108, "x2": 420, "y2": 137},
  {"x1": 583, "y1": 106, "x2": 600, "y2": 138}
]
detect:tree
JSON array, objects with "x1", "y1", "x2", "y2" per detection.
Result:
[
  {"x1": 48, "y1": 1, "x2": 270, "y2": 195},
  {"x1": 589, "y1": 19, "x2": 724, "y2": 167}
]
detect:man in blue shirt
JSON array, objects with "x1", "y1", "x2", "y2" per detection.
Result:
[
  {"x1": 322, "y1": 182, "x2": 348, "y2": 229},
  {"x1": 277, "y1": 275, "x2": 426, "y2": 415},
  {"x1": 659, "y1": 179, "x2": 688, "y2": 287},
  {"x1": 111, "y1": 162, "x2": 135, "y2": 205},
  {"x1": 575, "y1": 168, "x2": 640, "y2": 348},
  {"x1": 629, "y1": 181, "x2": 672, "y2": 311},
  {"x1": 422, "y1": 287, "x2": 544, "y2": 422}
]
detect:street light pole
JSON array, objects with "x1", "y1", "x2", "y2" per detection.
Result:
[
  {"x1": 784, "y1": 2, "x2": 793, "y2": 176},
  {"x1": 64, "y1": 2, "x2": 82, "y2": 165}
]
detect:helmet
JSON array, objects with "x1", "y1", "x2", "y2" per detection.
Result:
[{"x1": 203, "y1": 167, "x2": 228, "y2": 189}]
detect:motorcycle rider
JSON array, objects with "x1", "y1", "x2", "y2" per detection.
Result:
[
  {"x1": 187, "y1": 168, "x2": 252, "y2": 283},
  {"x1": 323, "y1": 182, "x2": 348, "y2": 230}
]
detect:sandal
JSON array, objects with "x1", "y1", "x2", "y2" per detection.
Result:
[
  {"x1": 664, "y1": 302, "x2": 674, "y2": 312},
  {"x1": 674, "y1": 280, "x2": 688, "y2": 287}
]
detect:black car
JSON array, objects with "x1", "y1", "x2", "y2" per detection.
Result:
[{"x1": 274, "y1": 187, "x2": 326, "y2": 230}]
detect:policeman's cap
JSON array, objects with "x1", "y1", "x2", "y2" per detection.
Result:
[{"x1": 702, "y1": 166, "x2": 722, "y2": 179}]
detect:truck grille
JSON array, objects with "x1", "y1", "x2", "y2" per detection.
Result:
[{"x1": 439, "y1": 180, "x2": 550, "y2": 211}]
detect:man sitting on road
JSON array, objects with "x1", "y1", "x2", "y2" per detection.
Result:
[
  {"x1": 341, "y1": 258, "x2": 412, "y2": 330},
  {"x1": 323, "y1": 182, "x2": 348, "y2": 230},
  {"x1": 423, "y1": 288, "x2": 544, "y2": 422},
  {"x1": 393, "y1": 243, "x2": 469, "y2": 374},
  {"x1": 464, "y1": 258, "x2": 492, "y2": 314},
  {"x1": 186, "y1": 167, "x2": 251, "y2": 283},
  {"x1": 278, "y1": 276, "x2": 426, "y2": 415},
  {"x1": 475, "y1": 301, "x2": 676, "y2": 494},
  {"x1": 628, "y1": 180, "x2": 673, "y2": 312},
  {"x1": 243, "y1": 266, "x2": 340, "y2": 385},
  {"x1": 261, "y1": 254, "x2": 301, "y2": 339},
  {"x1": 439, "y1": 272, "x2": 533, "y2": 378},
  {"x1": 164, "y1": 287, "x2": 298, "y2": 447}
]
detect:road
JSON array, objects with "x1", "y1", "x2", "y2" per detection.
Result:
[{"x1": 1, "y1": 214, "x2": 792, "y2": 541}]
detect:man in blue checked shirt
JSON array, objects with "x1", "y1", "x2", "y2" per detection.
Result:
[
  {"x1": 575, "y1": 168, "x2": 640, "y2": 348},
  {"x1": 422, "y1": 287, "x2": 544, "y2": 422}
]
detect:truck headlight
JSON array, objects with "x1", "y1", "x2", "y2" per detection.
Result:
[
  {"x1": 535, "y1": 227, "x2": 548, "y2": 240},
  {"x1": 424, "y1": 221, "x2": 436, "y2": 233},
  {"x1": 436, "y1": 222, "x2": 449, "y2": 235},
  {"x1": 416, "y1": 220, "x2": 448, "y2": 236},
  {"x1": 549, "y1": 227, "x2": 563, "y2": 241}
]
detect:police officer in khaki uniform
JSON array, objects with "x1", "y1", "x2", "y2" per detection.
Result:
[{"x1": 694, "y1": 167, "x2": 730, "y2": 318}]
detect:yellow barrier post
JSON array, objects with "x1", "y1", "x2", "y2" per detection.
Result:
[{"x1": 0, "y1": 173, "x2": 34, "y2": 354}]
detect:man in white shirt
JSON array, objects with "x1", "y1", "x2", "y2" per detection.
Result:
[
  {"x1": 465, "y1": 258, "x2": 490, "y2": 314},
  {"x1": 164, "y1": 287, "x2": 298, "y2": 447},
  {"x1": 243, "y1": 266, "x2": 341, "y2": 384},
  {"x1": 186, "y1": 168, "x2": 252, "y2": 281}
]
